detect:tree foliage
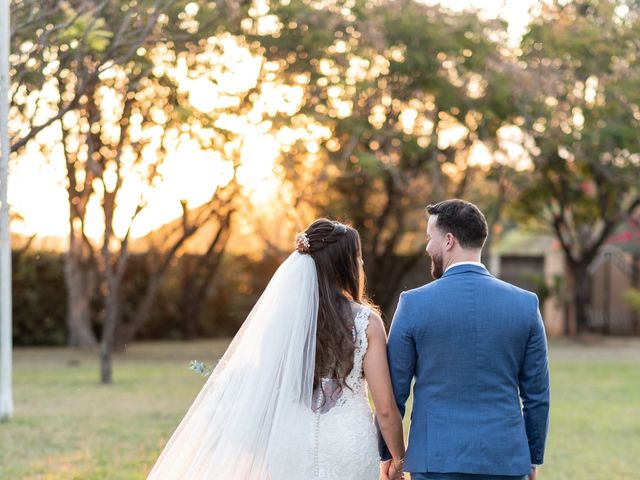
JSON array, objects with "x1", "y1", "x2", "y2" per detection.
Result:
[
  {"x1": 513, "y1": 0, "x2": 640, "y2": 332},
  {"x1": 236, "y1": 0, "x2": 519, "y2": 311}
]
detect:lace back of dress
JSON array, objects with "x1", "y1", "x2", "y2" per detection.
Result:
[{"x1": 312, "y1": 305, "x2": 371, "y2": 413}]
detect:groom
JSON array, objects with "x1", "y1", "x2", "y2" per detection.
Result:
[{"x1": 380, "y1": 199, "x2": 550, "y2": 480}]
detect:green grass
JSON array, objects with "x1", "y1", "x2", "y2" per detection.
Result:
[
  {"x1": 0, "y1": 341, "x2": 229, "y2": 480},
  {"x1": 1, "y1": 338, "x2": 639, "y2": 479}
]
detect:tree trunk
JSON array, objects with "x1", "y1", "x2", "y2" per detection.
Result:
[
  {"x1": 571, "y1": 262, "x2": 592, "y2": 335},
  {"x1": 64, "y1": 238, "x2": 97, "y2": 347},
  {"x1": 113, "y1": 274, "x2": 162, "y2": 350},
  {"x1": 367, "y1": 252, "x2": 424, "y2": 319},
  {"x1": 100, "y1": 338, "x2": 113, "y2": 384},
  {"x1": 179, "y1": 214, "x2": 233, "y2": 339},
  {"x1": 100, "y1": 279, "x2": 120, "y2": 384}
]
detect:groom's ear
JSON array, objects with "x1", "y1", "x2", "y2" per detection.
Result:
[{"x1": 444, "y1": 232, "x2": 456, "y2": 251}]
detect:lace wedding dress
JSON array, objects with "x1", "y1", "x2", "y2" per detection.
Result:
[
  {"x1": 289, "y1": 304, "x2": 380, "y2": 479},
  {"x1": 147, "y1": 253, "x2": 379, "y2": 480}
]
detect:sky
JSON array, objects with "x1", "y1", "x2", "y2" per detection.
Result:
[
  {"x1": 430, "y1": 0, "x2": 538, "y2": 45},
  {"x1": 8, "y1": 0, "x2": 538, "y2": 240}
]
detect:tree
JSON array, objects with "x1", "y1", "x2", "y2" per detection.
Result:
[
  {"x1": 9, "y1": 0, "x2": 247, "y2": 381},
  {"x1": 514, "y1": 0, "x2": 640, "y2": 333},
  {"x1": 243, "y1": 0, "x2": 518, "y2": 313},
  {"x1": 115, "y1": 184, "x2": 236, "y2": 346},
  {"x1": 9, "y1": 0, "x2": 188, "y2": 347},
  {"x1": 10, "y1": 1, "x2": 94, "y2": 346}
]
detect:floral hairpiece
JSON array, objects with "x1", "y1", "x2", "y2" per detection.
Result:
[{"x1": 295, "y1": 232, "x2": 311, "y2": 253}]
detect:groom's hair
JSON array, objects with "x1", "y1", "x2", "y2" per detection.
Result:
[{"x1": 426, "y1": 199, "x2": 488, "y2": 249}]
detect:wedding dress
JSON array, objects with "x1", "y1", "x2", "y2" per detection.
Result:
[
  {"x1": 299, "y1": 304, "x2": 380, "y2": 479},
  {"x1": 147, "y1": 252, "x2": 379, "y2": 480}
]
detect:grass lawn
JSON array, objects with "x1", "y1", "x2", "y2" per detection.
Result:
[{"x1": 1, "y1": 338, "x2": 639, "y2": 479}]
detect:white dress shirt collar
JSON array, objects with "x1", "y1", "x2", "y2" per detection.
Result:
[{"x1": 444, "y1": 261, "x2": 485, "y2": 273}]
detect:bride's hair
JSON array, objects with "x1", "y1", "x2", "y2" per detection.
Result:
[{"x1": 302, "y1": 218, "x2": 376, "y2": 391}]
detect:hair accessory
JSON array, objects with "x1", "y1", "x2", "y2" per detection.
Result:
[{"x1": 295, "y1": 232, "x2": 311, "y2": 253}]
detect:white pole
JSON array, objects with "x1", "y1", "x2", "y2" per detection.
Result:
[{"x1": 0, "y1": 0, "x2": 14, "y2": 420}]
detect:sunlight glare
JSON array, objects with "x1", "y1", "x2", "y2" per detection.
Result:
[
  {"x1": 128, "y1": 140, "x2": 234, "y2": 238},
  {"x1": 495, "y1": 125, "x2": 534, "y2": 171},
  {"x1": 238, "y1": 131, "x2": 280, "y2": 204},
  {"x1": 10, "y1": 0, "x2": 536, "y2": 242},
  {"x1": 9, "y1": 150, "x2": 69, "y2": 237}
]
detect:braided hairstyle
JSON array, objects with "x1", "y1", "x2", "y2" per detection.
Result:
[{"x1": 298, "y1": 218, "x2": 375, "y2": 391}]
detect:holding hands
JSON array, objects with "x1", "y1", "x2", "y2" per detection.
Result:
[{"x1": 380, "y1": 458, "x2": 404, "y2": 480}]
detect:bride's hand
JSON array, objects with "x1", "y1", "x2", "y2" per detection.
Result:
[{"x1": 380, "y1": 460, "x2": 391, "y2": 480}]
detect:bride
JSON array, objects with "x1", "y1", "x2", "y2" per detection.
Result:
[{"x1": 147, "y1": 219, "x2": 405, "y2": 479}]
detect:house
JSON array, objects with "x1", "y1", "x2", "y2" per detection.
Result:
[
  {"x1": 489, "y1": 230, "x2": 566, "y2": 337},
  {"x1": 490, "y1": 220, "x2": 640, "y2": 337}
]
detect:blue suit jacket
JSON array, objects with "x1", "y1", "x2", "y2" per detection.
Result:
[{"x1": 380, "y1": 264, "x2": 550, "y2": 475}]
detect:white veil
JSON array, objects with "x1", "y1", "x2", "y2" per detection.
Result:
[{"x1": 147, "y1": 252, "x2": 318, "y2": 479}]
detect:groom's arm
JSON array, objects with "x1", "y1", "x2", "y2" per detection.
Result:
[
  {"x1": 518, "y1": 294, "x2": 550, "y2": 467},
  {"x1": 378, "y1": 291, "x2": 417, "y2": 461},
  {"x1": 387, "y1": 292, "x2": 417, "y2": 418}
]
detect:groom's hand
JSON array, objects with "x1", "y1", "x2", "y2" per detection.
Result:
[
  {"x1": 380, "y1": 460, "x2": 391, "y2": 480},
  {"x1": 529, "y1": 466, "x2": 538, "y2": 480},
  {"x1": 388, "y1": 461, "x2": 404, "y2": 480}
]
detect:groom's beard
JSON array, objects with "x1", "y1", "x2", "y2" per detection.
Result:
[{"x1": 430, "y1": 253, "x2": 444, "y2": 279}]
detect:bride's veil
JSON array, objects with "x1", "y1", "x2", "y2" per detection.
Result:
[{"x1": 147, "y1": 252, "x2": 318, "y2": 479}]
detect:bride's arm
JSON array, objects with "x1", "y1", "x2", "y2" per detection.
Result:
[{"x1": 363, "y1": 312, "x2": 405, "y2": 462}]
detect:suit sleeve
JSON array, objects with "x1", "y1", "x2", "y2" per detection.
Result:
[
  {"x1": 518, "y1": 294, "x2": 550, "y2": 465},
  {"x1": 378, "y1": 291, "x2": 417, "y2": 460}
]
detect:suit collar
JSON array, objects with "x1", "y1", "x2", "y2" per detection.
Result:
[{"x1": 441, "y1": 263, "x2": 492, "y2": 278}]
